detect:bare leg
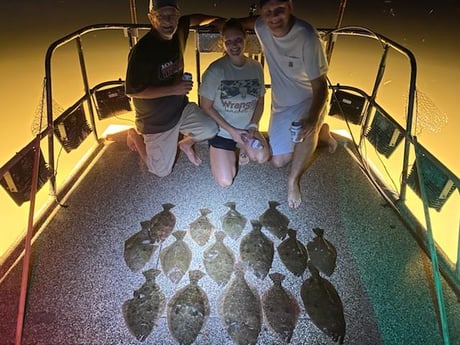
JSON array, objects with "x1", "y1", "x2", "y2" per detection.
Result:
[
  {"x1": 178, "y1": 135, "x2": 202, "y2": 166},
  {"x1": 318, "y1": 123, "x2": 337, "y2": 153},
  {"x1": 209, "y1": 146, "x2": 237, "y2": 187},
  {"x1": 127, "y1": 128, "x2": 147, "y2": 163},
  {"x1": 287, "y1": 129, "x2": 319, "y2": 209},
  {"x1": 271, "y1": 153, "x2": 292, "y2": 168}
]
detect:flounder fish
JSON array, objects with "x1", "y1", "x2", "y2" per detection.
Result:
[
  {"x1": 122, "y1": 269, "x2": 166, "y2": 342},
  {"x1": 160, "y1": 230, "x2": 191, "y2": 284},
  {"x1": 221, "y1": 201, "x2": 247, "y2": 240},
  {"x1": 262, "y1": 273, "x2": 300, "y2": 343},
  {"x1": 259, "y1": 200, "x2": 289, "y2": 239},
  {"x1": 189, "y1": 208, "x2": 215, "y2": 246},
  {"x1": 203, "y1": 231, "x2": 235, "y2": 286},
  {"x1": 123, "y1": 224, "x2": 157, "y2": 272},
  {"x1": 277, "y1": 228, "x2": 309, "y2": 277},
  {"x1": 219, "y1": 264, "x2": 262, "y2": 345},
  {"x1": 148, "y1": 203, "x2": 176, "y2": 243},
  {"x1": 167, "y1": 270, "x2": 210, "y2": 345},
  {"x1": 301, "y1": 262, "x2": 346, "y2": 344},
  {"x1": 239, "y1": 220, "x2": 274, "y2": 280},
  {"x1": 306, "y1": 227, "x2": 337, "y2": 276}
]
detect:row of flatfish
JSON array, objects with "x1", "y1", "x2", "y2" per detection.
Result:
[{"x1": 122, "y1": 201, "x2": 345, "y2": 344}]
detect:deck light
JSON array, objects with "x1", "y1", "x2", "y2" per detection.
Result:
[
  {"x1": 407, "y1": 148, "x2": 457, "y2": 212},
  {"x1": 0, "y1": 142, "x2": 51, "y2": 206},
  {"x1": 94, "y1": 85, "x2": 132, "y2": 120},
  {"x1": 329, "y1": 88, "x2": 366, "y2": 125},
  {"x1": 53, "y1": 103, "x2": 92, "y2": 153},
  {"x1": 365, "y1": 107, "x2": 404, "y2": 158}
]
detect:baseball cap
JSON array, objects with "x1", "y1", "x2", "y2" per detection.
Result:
[
  {"x1": 149, "y1": 0, "x2": 179, "y2": 11},
  {"x1": 259, "y1": 0, "x2": 288, "y2": 8}
]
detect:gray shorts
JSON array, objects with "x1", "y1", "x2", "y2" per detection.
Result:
[
  {"x1": 268, "y1": 99, "x2": 326, "y2": 156},
  {"x1": 143, "y1": 102, "x2": 217, "y2": 177}
]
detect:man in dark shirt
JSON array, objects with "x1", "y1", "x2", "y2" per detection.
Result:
[{"x1": 125, "y1": 0, "x2": 220, "y2": 177}]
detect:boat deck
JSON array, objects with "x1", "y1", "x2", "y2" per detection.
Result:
[{"x1": 1, "y1": 138, "x2": 459, "y2": 345}]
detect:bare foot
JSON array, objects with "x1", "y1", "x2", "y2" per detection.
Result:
[
  {"x1": 319, "y1": 123, "x2": 338, "y2": 153},
  {"x1": 239, "y1": 151, "x2": 250, "y2": 166},
  {"x1": 179, "y1": 138, "x2": 202, "y2": 166},
  {"x1": 288, "y1": 180, "x2": 302, "y2": 209},
  {"x1": 328, "y1": 135, "x2": 338, "y2": 153},
  {"x1": 127, "y1": 128, "x2": 141, "y2": 152}
]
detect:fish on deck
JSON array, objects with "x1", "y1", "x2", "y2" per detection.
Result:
[
  {"x1": 123, "y1": 222, "x2": 158, "y2": 272},
  {"x1": 307, "y1": 227, "x2": 337, "y2": 276},
  {"x1": 159, "y1": 230, "x2": 192, "y2": 284},
  {"x1": 301, "y1": 263, "x2": 346, "y2": 344},
  {"x1": 259, "y1": 200, "x2": 289, "y2": 240},
  {"x1": 148, "y1": 203, "x2": 176, "y2": 243},
  {"x1": 239, "y1": 220, "x2": 274, "y2": 280},
  {"x1": 122, "y1": 269, "x2": 166, "y2": 342},
  {"x1": 167, "y1": 270, "x2": 210, "y2": 345},
  {"x1": 220, "y1": 201, "x2": 247, "y2": 240},
  {"x1": 219, "y1": 264, "x2": 262, "y2": 345},
  {"x1": 262, "y1": 272, "x2": 300, "y2": 343},
  {"x1": 203, "y1": 231, "x2": 235, "y2": 286},
  {"x1": 189, "y1": 208, "x2": 215, "y2": 246},
  {"x1": 277, "y1": 228, "x2": 309, "y2": 277}
]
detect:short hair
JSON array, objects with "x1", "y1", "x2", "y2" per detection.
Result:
[
  {"x1": 221, "y1": 18, "x2": 247, "y2": 39},
  {"x1": 259, "y1": 0, "x2": 289, "y2": 8}
]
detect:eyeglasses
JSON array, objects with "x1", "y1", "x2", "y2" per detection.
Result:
[{"x1": 154, "y1": 12, "x2": 180, "y2": 21}]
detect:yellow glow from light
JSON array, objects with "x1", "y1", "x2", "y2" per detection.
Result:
[
  {"x1": 102, "y1": 124, "x2": 133, "y2": 138},
  {"x1": 1, "y1": 28, "x2": 458, "y2": 276}
]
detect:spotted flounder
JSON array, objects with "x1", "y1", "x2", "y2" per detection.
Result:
[
  {"x1": 219, "y1": 264, "x2": 262, "y2": 345},
  {"x1": 307, "y1": 227, "x2": 337, "y2": 276},
  {"x1": 123, "y1": 223, "x2": 157, "y2": 272},
  {"x1": 277, "y1": 228, "x2": 309, "y2": 277},
  {"x1": 240, "y1": 220, "x2": 274, "y2": 280},
  {"x1": 203, "y1": 231, "x2": 235, "y2": 286},
  {"x1": 122, "y1": 269, "x2": 166, "y2": 342},
  {"x1": 167, "y1": 270, "x2": 210, "y2": 345},
  {"x1": 301, "y1": 263, "x2": 346, "y2": 344},
  {"x1": 221, "y1": 201, "x2": 247, "y2": 240},
  {"x1": 160, "y1": 230, "x2": 191, "y2": 284},
  {"x1": 148, "y1": 203, "x2": 176, "y2": 243},
  {"x1": 189, "y1": 208, "x2": 215, "y2": 246},
  {"x1": 259, "y1": 200, "x2": 289, "y2": 239},
  {"x1": 262, "y1": 273, "x2": 300, "y2": 343}
]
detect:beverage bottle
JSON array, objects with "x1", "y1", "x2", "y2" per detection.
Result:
[
  {"x1": 290, "y1": 121, "x2": 304, "y2": 143},
  {"x1": 182, "y1": 72, "x2": 192, "y2": 81},
  {"x1": 241, "y1": 133, "x2": 264, "y2": 150}
]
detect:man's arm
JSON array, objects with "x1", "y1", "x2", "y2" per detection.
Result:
[{"x1": 303, "y1": 74, "x2": 328, "y2": 129}]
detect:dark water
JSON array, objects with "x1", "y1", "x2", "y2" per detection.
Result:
[{"x1": 0, "y1": 0, "x2": 458, "y2": 174}]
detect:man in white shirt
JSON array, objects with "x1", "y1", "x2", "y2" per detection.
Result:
[{"x1": 247, "y1": 0, "x2": 337, "y2": 208}]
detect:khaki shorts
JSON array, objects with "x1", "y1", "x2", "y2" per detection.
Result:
[{"x1": 143, "y1": 102, "x2": 217, "y2": 177}]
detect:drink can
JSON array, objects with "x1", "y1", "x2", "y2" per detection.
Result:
[
  {"x1": 182, "y1": 72, "x2": 192, "y2": 81},
  {"x1": 241, "y1": 133, "x2": 264, "y2": 150},
  {"x1": 290, "y1": 121, "x2": 304, "y2": 143},
  {"x1": 250, "y1": 138, "x2": 264, "y2": 150}
]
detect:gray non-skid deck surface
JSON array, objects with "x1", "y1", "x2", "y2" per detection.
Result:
[{"x1": 1, "y1": 141, "x2": 459, "y2": 345}]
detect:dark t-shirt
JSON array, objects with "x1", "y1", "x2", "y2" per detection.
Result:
[{"x1": 125, "y1": 16, "x2": 190, "y2": 134}]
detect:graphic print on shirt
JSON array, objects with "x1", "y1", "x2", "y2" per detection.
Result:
[
  {"x1": 159, "y1": 58, "x2": 183, "y2": 81},
  {"x1": 219, "y1": 79, "x2": 259, "y2": 114}
]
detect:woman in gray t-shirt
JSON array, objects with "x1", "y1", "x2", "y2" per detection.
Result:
[{"x1": 200, "y1": 18, "x2": 270, "y2": 187}]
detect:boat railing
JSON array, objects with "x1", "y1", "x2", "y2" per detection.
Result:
[{"x1": 0, "y1": 22, "x2": 458, "y2": 344}]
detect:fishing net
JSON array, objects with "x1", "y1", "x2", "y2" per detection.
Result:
[
  {"x1": 31, "y1": 78, "x2": 65, "y2": 136},
  {"x1": 410, "y1": 88, "x2": 448, "y2": 135}
]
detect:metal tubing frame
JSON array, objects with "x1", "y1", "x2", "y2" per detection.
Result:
[{"x1": 10, "y1": 22, "x2": 457, "y2": 344}]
